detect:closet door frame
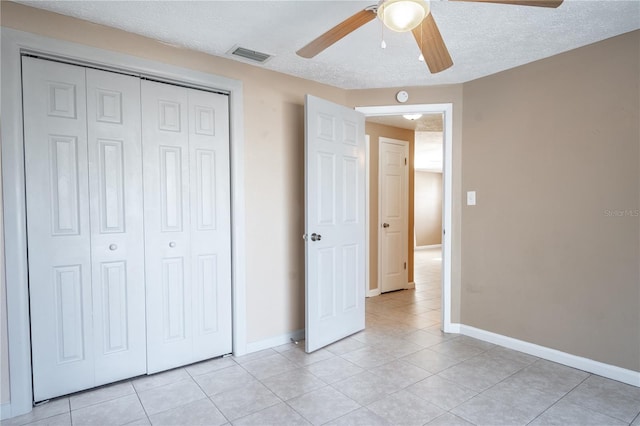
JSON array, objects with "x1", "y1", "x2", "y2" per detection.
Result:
[{"x1": 1, "y1": 28, "x2": 247, "y2": 418}]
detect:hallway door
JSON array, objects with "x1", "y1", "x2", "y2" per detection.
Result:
[{"x1": 379, "y1": 137, "x2": 409, "y2": 293}]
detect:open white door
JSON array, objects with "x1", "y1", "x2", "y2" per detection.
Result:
[{"x1": 304, "y1": 95, "x2": 366, "y2": 353}]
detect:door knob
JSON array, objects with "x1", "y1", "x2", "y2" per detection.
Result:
[
  {"x1": 310, "y1": 233, "x2": 322, "y2": 242},
  {"x1": 169, "y1": 241, "x2": 176, "y2": 248},
  {"x1": 382, "y1": 223, "x2": 390, "y2": 228},
  {"x1": 109, "y1": 244, "x2": 118, "y2": 251}
]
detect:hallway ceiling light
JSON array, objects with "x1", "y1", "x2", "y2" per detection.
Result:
[{"x1": 403, "y1": 113, "x2": 423, "y2": 120}]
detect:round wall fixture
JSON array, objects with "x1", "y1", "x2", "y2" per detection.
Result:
[{"x1": 396, "y1": 90, "x2": 409, "y2": 103}]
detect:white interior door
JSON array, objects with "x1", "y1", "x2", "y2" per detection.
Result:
[
  {"x1": 24, "y1": 57, "x2": 93, "y2": 401},
  {"x1": 142, "y1": 80, "x2": 232, "y2": 373},
  {"x1": 379, "y1": 138, "x2": 408, "y2": 293},
  {"x1": 187, "y1": 87, "x2": 232, "y2": 361},
  {"x1": 24, "y1": 57, "x2": 146, "y2": 401},
  {"x1": 142, "y1": 80, "x2": 192, "y2": 373},
  {"x1": 86, "y1": 68, "x2": 147, "y2": 384},
  {"x1": 304, "y1": 95, "x2": 366, "y2": 353}
]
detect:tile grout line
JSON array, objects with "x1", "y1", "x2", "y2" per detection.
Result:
[
  {"x1": 131, "y1": 380, "x2": 152, "y2": 426},
  {"x1": 191, "y1": 361, "x2": 243, "y2": 426},
  {"x1": 524, "y1": 372, "x2": 592, "y2": 426},
  {"x1": 229, "y1": 354, "x2": 297, "y2": 424}
]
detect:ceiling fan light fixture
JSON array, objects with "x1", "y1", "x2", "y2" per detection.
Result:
[{"x1": 378, "y1": 0, "x2": 429, "y2": 33}]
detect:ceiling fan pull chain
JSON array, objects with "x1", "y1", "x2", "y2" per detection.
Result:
[{"x1": 380, "y1": 21, "x2": 387, "y2": 49}]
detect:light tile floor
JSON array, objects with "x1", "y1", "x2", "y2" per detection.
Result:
[{"x1": 6, "y1": 248, "x2": 640, "y2": 426}]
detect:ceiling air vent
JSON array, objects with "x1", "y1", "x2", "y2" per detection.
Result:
[{"x1": 229, "y1": 46, "x2": 272, "y2": 64}]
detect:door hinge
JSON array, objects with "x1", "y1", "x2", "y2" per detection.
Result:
[
  {"x1": 404, "y1": 262, "x2": 407, "y2": 270},
  {"x1": 404, "y1": 157, "x2": 407, "y2": 166}
]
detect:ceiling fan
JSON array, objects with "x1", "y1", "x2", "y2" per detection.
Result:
[{"x1": 296, "y1": 0, "x2": 563, "y2": 74}]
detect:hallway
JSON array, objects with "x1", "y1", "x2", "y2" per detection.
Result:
[{"x1": 366, "y1": 246, "x2": 443, "y2": 334}]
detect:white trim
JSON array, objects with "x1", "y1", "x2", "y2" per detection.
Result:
[
  {"x1": 1, "y1": 28, "x2": 247, "y2": 416},
  {"x1": 245, "y1": 329, "x2": 305, "y2": 354},
  {"x1": 447, "y1": 323, "x2": 462, "y2": 334},
  {"x1": 415, "y1": 244, "x2": 442, "y2": 250},
  {"x1": 356, "y1": 103, "x2": 454, "y2": 333},
  {"x1": 415, "y1": 168, "x2": 443, "y2": 173},
  {"x1": 364, "y1": 135, "x2": 380, "y2": 297},
  {"x1": 2, "y1": 28, "x2": 36, "y2": 419},
  {"x1": 367, "y1": 289, "x2": 381, "y2": 298},
  {"x1": 1, "y1": 402, "x2": 11, "y2": 420},
  {"x1": 459, "y1": 324, "x2": 640, "y2": 388}
]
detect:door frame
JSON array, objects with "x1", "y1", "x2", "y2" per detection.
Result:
[
  {"x1": 378, "y1": 137, "x2": 410, "y2": 293},
  {"x1": 1, "y1": 28, "x2": 247, "y2": 418},
  {"x1": 356, "y1": 104, "x2": 454, "y2": 333}
]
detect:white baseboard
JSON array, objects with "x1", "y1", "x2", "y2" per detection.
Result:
[
  {"x1": 458, "y1": 324, "x2": 640, "y2": 388},
  {"x1": 444, "y1": 322, "x2": 461, "y2": 334},
  {"x1": 406, "y1": 282, "x2": 415, "y2": 289},
  {"x1": 243, "y1": 323, "x2": 640, "y2": 388},
  {"x1": 245, "y1": 329, "x2": 305, "y2": 354},
  {"x1": 1, "y1": 402, "x2": 12, "y2": 420},
  {"x1": 415, "y1": 244, "x2": 442, "y2": 250},
  {"x1": 367, "y1": 288, "x2": 381, "y2": 298}
]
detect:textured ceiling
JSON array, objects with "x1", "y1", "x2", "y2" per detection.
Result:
[
  {"x1": 368, "y1": 113, "x2": 443, "y2": 131},
  {"x1": 15, "y1": 0, "x2": 640, "y2": 90}
]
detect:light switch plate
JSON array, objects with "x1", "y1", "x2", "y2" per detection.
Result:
[{"x1": 467, "y1": 191, "x2": 476, "y2": 206}]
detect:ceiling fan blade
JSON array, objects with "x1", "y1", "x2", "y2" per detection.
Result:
[
  {"x1": 412, "y1": 14, "x2": 453, "y2": 74},
  {"x1": 296, "y1": 9, "x2": 377, "y2": 58},
  {"x1": 451, "y1": 0, "x2": 563, "y2": 8}
]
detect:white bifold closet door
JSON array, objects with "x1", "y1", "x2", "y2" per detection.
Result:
[
  {"x1": 24, "y1": 57, "x2": 233, "y2": 400},
  {"x1": 23, "y1": 57, "x2": 146, "y2": 401},
  {"x1": 141, "y1": 80, "x2": 232, "y2": 373}
]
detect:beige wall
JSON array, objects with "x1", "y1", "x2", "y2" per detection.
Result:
[
  {"x1": 415, "y1": 171, "x2": 443, "y2": 246},
  {"x1": 461, "y1": 30, "x2": 640, "y2": 372},
  {"x1": 365, "y1": 122, "x2": 416, "y2": 291}
]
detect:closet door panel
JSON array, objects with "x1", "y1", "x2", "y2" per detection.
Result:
[
  {"x1": 142, "y1": 80, "x2": 193, "y2": 373},
  {"x1": 23, "y1": 57, "x2": 94, "y2": 401},
  {"x1": 86, "y1": 68, "x2": 146, "y2": 383},
  {"x1": 187, "y1": 89, "x2": 232, "y2": 359},
  {"x1": 25, "y1": 58, "x2": 234, "y2": 396}
]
